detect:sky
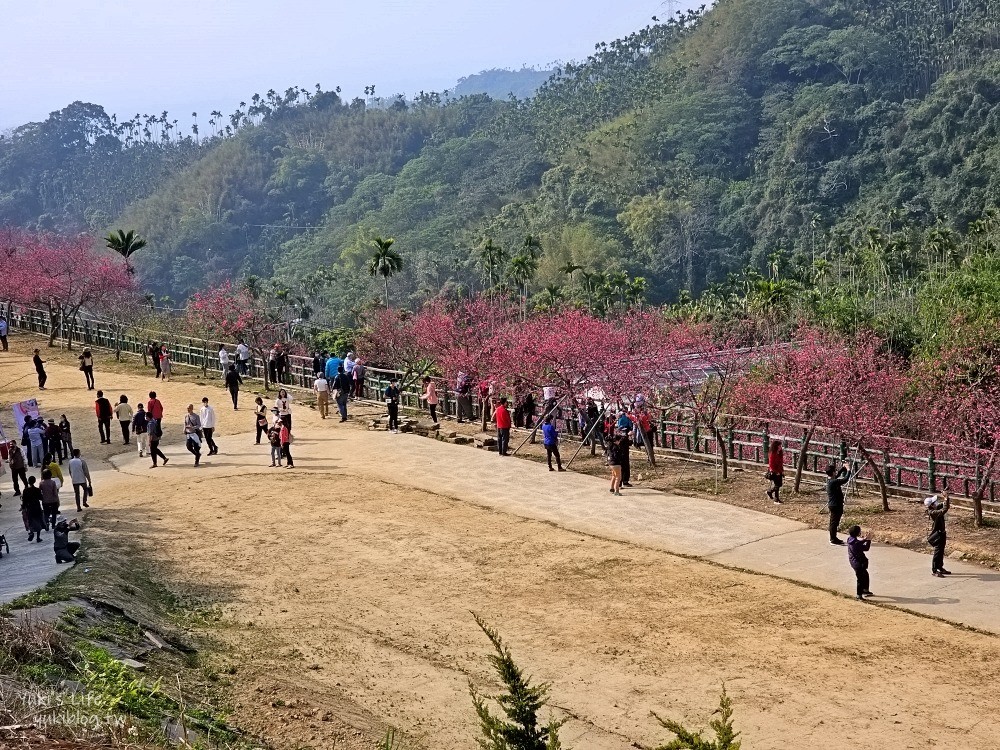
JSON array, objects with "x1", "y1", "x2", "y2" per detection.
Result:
[{"x1": 0, "y1": 0, "x2": 685, "y2": 131}]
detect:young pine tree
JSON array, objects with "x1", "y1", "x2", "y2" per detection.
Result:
[
  {"x1": 469, "y1": 613, "x2": 564, "y2": 750},
  {"x1": 653, "y1": 685, "x2": 741, "y2": 750}
]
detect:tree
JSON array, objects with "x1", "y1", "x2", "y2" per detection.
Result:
[
  {"x1": 507, "y1": 253, "x2": 538, "y2": 319},
  {"x1": 369, "y1": 237, "x2": 403, "y2": 308},
  {"x1": 184, "y1": 279, "x2": 293, "y2": 390},
  {"x1": 104, "y1": 229, "x2": 147, "y2": 274},
  {"x1": 653, "y1": 686, "x2": 741, "y2": 750},
  {"x1": 469, "y1": 613, "x2": 563, "y2": 750}
]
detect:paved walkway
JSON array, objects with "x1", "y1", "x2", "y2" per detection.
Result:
[{"x1": 337, "y1": 427, "x2": 1000, "y2": 635}]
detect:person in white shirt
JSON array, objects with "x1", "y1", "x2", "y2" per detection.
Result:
[
  {"x1": 275, "y1": 389, "x2": 293, "y2": 429},
  {"x1": 314, "y1": 375, "x2": 330, "y2": 419},
  {"x1": 67, "y1": 449, "x2": 92, "y2": 512},
  {"x1": 113, "y1": 395, "x2": 134, "y2": 446},
  {"x1": 199, "y1": 397, "x2": 218, "y2": 455},
  {"x1": 236, "y1": 341, "x2": 250, "y2": 375},
  {"x1": 218, "y1": 345, "x2": 230, "y2": 373}
]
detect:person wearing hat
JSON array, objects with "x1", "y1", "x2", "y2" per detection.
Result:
[
  {"x1": 926, "y1": 493, "x2": 951, "y2": 576},
  {"x1": 45, "y1": 418, "x2": 64, "y2": 463},
  {"x1": 846, "y1": 524, "x2": 874, "y2": 600}
]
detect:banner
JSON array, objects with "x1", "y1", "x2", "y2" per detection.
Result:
[{"x1": 12, "y1": 399, "x2": 40, "y2": 431}]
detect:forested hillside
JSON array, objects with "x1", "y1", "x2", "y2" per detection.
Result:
[{"x1": 4, "y1": 0, "x2": 1000, "y2": 326}]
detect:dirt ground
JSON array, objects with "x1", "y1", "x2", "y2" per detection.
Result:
[{"x1": 3, "y1": 337, "x2": 1000, "y2": 750}]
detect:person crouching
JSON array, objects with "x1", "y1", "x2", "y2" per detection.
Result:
[{"x1": 53, "y1": 517, "x2": 82, "y2": 563}]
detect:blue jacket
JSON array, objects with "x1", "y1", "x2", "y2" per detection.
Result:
[
  {"x1": 616, "y1": 414, "x2": 633, "y2": 432},
  {"x1": 542, "y1": 423, "x2": 558, "y2": 446},
  {"x1": 324, "y1": 357, "x2": 342, "y2": 379}
]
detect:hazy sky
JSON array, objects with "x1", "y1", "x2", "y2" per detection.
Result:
[{"x1": 0, "y1": 0, "x2": 683, "y2": 131}]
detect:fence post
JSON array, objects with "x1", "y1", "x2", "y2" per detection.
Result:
[
  {"x1": 692, "y1": 418, "x2": 701, "y2": 453},
  {"x1": 659, "y1": 410, "x2": 667, "y2": 446},
  {"x1": 727, "y1": 426, "x2": 735, "y2": 459},
  {"x1": 762, "y1": 422, "x2": 770, "y2": 462},
  {"x1": 839, "y1": 438, "x2": 848, "y2": 461},
  {"x1": 882, "y1": 449, "x2": 891, "y2": 486},
  {"x1": 928, "y1": 445, "x2": 937, "y2": 493}
]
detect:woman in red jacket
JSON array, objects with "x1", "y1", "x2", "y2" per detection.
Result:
[
  {"x1": 494, "y1": 397, "x2": 512, "y2": 456},
  {"x1": 766, "y1": 439, "x2": 784, "y2": 504}
]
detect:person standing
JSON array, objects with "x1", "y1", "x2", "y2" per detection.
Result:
[
  {"x1": 46, "y1": 418, "x2": 64, "y2": 463},
  {"x1": 494, "y1": 397, "x2": 512, "y2": 456},
  {"x1": 456, "y1": 372, "x2": 472, "y2": 424},
  {"x1": 267, "y1": 418, "x2": 283, "y2": 467},
  {"x1": 585, "y1": 398, "x2": 605, "y2": 454},
  {"x1": 766, "y1": 439, "x2": 784, "y2": 504},
  {"x1": 236, "y1": 340, "x2": 251, "y2": 376},
  {"x1": 95, "y1": 391, "x2": 113, "y2": 444},
  {"x1": 78, "y1": 349, "x2": 95, "y2": 390},
  {"x1": 314, "y1": 373, "x2": 330, "y2": 419},
  {"x1": 542, "y1": 416, "x2": 564, "y2": 472},
  {"x1": 826, "y1": 462, "x2": 852, "y2": 545},
  {"x1": 312, "y1": 351, "x2": 324, "y2": 378},
  {"x1": 21, "y1": 477, "x2": 45, "y2": 538},
  {"x1": 847, "y1": 525, "x2": 874, "y2": 601},
  {"x1": 926, "y1": 493, "x2": 951, "y2": 577},
  {"x1": 147, "y1": 416, "x2": 168, "y2": 468},
  {"x1": 608, "y1": 429, "x2": 628, "y2": 496},
  {"x1": 0, "y1": 315, "x2": 8, "y2": 351},
  {"x1": 159, "y1": 346, "x2": 172, "y2": 381},
  {"x1": 200, "y1": 398, "x2": 219, "y2": 455},
  {"x1": 148, "y1": 341, "x2": 162, "y2": 377},
  {"x1": 225, "y1": 364, "x2": 243, "y2": 409},
  {"x1": 33, "y1": 348, "x2": 47, "y2": 389},
  {"x1": 254, "y1": 397, "x2": 268, "y2": 444},
  {"x1": 132, "y1": 403, "x2": 148, "y2": 457},
  {"x1": 20, "y1": 479, "x2": 44, "y2": 542},
  {"x1": 7, "y1": 442, "x2": 28, "y2": 496},
  {"x1": 45, "y1": 453, "x2": 64, "y2": 488},
  {"x1": 384, "y1": 378, "x2": 400, "y2": 433},
  {"x1": 114, "y1": 395, "x2": 133, "y2": 445},
  {"x1": 615, "y1": 410, "x2": 633, "y2": 487},
  {"x1": 280, "y1": 420, "x2": 294, "y2": 468},
  {"x1": 344, "y1": 352, "x2": 356, "y2": 394},
  {"x1": 27, "y1": 419, "x2": 46, "y2": 467},
  {"x1": 67, "y1": 449, "x2": 92, "y2": 512},
  {"x1": 58, "y1": 414, "x2": 73, "y2": 459},
  {"x1": 421, "y1": 376, "x2": 439, "y2": 423},
  {"x1": 39, "y1": 469, "x2": 60, "y2": 526},
  {"x1": 218, "y1": 344, "x2": 230, "y2": 374},
  {"x1": 353, "y1": 357, "x2": 366, "y2": 398},
  {"x1": 333, "y1": 368, "x2": 350, "y2": 422},
  {"x1": 184, "y1": 404, "x2": 203, "y2": 466},
  {"x1": 275, "y1": 389, "x2": 293, "y2": 429}
]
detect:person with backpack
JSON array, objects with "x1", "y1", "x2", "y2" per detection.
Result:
[
  {"x1": 333, "y1": 367, "x2": 351, "y2": 422},
  {"x1": 542, "y1": 416, "x2": 564, "y2": 472},
  {"x1": 94, "y1": 391, "x2": 113, "y2": 445},
  {"x1": 926, "y1": 493, "x2": 951, "y2": 577},
  {"x1": 615, "y1": 410, "x2": 634, "y2": 488},
  {"x1": 267, "y1": 414, "x2": 283, "y2": 467}
]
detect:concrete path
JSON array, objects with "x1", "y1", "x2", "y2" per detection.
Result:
[
  {"x1": 0, "y1": 473, "x2": 85, "y2": 605},
  {"x1": 337, "y1": 428, "x2": 1000, "y2": 635}
]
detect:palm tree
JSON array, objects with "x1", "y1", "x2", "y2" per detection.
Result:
[
  {"x1": 539, "y1": 284, "x2": 563, "y2": 310},
  {"x1": 105, "y1": 229, "x2": 147, "y2": 274},
  {"x1": 522, "y1": 234, "x2": 542, "y2": 258},
  {"x1": 477, "y1": 239, "x2": 506, "y2": 302},
  {"x1": 559, "y1": 262, "x2": 582, "y2": 285},
  {"x1": 369, "y1": 237, "x2": 403, "y2": 308},
  {"x1": 507, "y1": 252, "x2": 538, "y2": 319}
]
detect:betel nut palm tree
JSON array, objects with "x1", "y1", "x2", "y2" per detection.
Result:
[
  {"x1": 105, "y1": 229, "x2": 147, "y2": 274},
  {"x1": 369, "y1": 236, "x2": 403, "y2": 308}
]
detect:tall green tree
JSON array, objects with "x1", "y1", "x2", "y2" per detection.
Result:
[
  {"x1": 369, "y1": 236, "x2": 403, "y2": 308},
  {"x1": 104, "y1": 229, "x2": 147, "y2": 274}
]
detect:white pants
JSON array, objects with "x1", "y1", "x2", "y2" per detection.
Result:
[{"x1": 136, "y1": 432, "x2": 148, "y2": 454}]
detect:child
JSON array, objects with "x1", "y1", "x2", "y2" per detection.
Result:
[
  {"x1": 847, "y1": 525, "x2": 873, "y2": 601},
  {"x1": 268, "y1": 421, "x2": 283, "y2": 467},
  {"x1": 542, "y1": 416, "x2": 564, "y2": 472}
]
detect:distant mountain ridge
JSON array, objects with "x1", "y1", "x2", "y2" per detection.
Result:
[{"x1": 451, "y1": 67, "x2": 556, "y2": 100}]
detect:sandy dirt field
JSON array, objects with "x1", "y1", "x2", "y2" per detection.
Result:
[{"x1": 2, "y1": 339, "x2": 1000, "y2": 750}]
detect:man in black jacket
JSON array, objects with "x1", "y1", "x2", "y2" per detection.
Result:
[
  {"x1": 927, "y1": 493, "x2": 951, "y2": 576},
  {"x1": 224, "y1": 364, "x2": 243, "y2": 409},
  {"x1": 826, "y1": 462, "x2": 853, "y2": 545}
]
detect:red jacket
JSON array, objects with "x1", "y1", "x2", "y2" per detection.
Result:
[
  {"x1": 147, "y1": 398, "x2": 164, "y2": 420},
  {"x1": 494, "y1": 404, "x2": 512, "y2": 429},
  {"x1": 768, "y1": 447, "x2": 784, "y2": 475}
]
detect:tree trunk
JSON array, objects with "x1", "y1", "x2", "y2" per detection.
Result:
[
  {"x1": 972, "y1": 447, "x2": 999, "y2": 528},
  {"x1": 857, "y1": 442, "x2": 890, "y2": 511},
  {"x1": 794, "y1": 423, "x2": 817, "y2": 493},
  {"x1": 384, "y1": 277, "x2": 390, "y2": 309},
  {"x1": 712, "y1": 425, "x2": 729, "y2": 480}
]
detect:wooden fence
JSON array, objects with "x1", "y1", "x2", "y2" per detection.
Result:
[{"x1": 6, "y1": 304, "x2": 995, "y2": 509}]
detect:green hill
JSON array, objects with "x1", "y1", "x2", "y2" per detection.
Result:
[{"x1": 3, "y1": 0, "x2": 1000, "y2": 322}]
